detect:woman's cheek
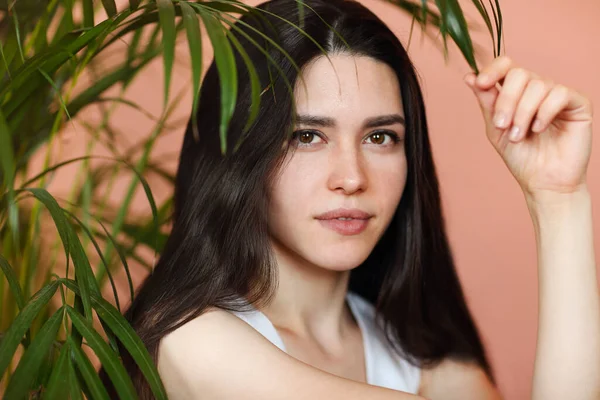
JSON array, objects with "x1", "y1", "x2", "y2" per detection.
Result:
[
  {"x1": 270, "y1": 157, "x2": 320, "y2": 222},
  {"x1": 371, "y1": 155, "x2": 408, "y2": 213}
]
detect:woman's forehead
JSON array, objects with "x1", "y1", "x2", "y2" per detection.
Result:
[{"x1": 293, "y1": 54, "x2": 404, "y2": 121}]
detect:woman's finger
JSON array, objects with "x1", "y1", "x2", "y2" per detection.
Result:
[
  {"x1": 533, "y1": 85, "x2": 577, "y2": 132},
  {"x1": 475, "y1": 56, "x2": 543, "y2": 90},
  {"x1": 509, "y1": 79, "x2": 552, "y2": 142},
  {"x1": 475, "y1": 56, "x2": 514, "y2": 89},
  {"x1": 464, "y1": 72, "x2": 498, "y2": 115},
  {"x1": 491, "y1": 67, "x2": 531, "y2": 130}
]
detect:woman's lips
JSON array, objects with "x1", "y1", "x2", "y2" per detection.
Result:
[
  {"x1": 317, "y1": 218, "x2": 370, "y2": 235},
  {"x1": 314, "y1": 208, "x2": 373, "y2": 236}
]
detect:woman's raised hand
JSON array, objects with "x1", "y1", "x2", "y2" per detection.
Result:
[{"x1": 464, "y1": 56, "x2": 593, "y2": 200}]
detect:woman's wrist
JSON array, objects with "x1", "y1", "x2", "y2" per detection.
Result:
[
  {"x1": 523, "y1": 184, "x2": 599, "y2": 400},
  {"x1": 524, "y1": 184, "x2": 592, "y2": 229}
]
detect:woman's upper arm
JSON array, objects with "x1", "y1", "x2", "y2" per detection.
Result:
[
  {"x1": 158, "y1": 308, "x2": 424, "y2": 400},
  {"x1": 417, "y1": 359, "x2": 503, "y2": 400}
]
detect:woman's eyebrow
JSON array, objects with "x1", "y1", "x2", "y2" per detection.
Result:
[
  {"x1": 294, "y1": 114, "x2": 335, "y2": 127},
  {"x1": 364, "y1": 114, "x2": 405, "y2": 128},
  {"x1": 294, "y1": 113, "x2": 405, "y2": 128}
]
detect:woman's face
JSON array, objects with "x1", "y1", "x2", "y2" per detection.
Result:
[{"x1": 268, "y1": 54, "x2": 407, "y2": 271}]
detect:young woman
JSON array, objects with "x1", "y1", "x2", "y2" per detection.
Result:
[{"x1": 104, "y1": 0, "x2": 599, "y2": 398}]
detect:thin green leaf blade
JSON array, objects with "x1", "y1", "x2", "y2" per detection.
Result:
[
  {"x1": 180, "y1": 1, "x2": 203, "y2": 142},
  {"x1": 4, "y1": 307, "x2": 64, "y2": 399},
  {"x1": 83, "y1": 0, "x2": 94, "y2": 28},
  {"x1": 1, "y1": 18, "x2": 114, "y2": 108},
  {"x1": 23, "y1": 188, "x2": 95, "y2": 321},
  {"x1": 11, "y1": 10, "x2": 25, "y2": 63},
  {"x1": 68, "y1": 337, "x2": 111, "y2": 400},
  {"x1": 121, "y1": 221, "x2": 168, "y2": 253},
  {"x1": 65, "y1": 62, "x2": 145, "y2": 118},
  {"x1": 66, "y1": 307, "x2": 138, "y2": 400},
  {"x1": 101, "y1": 0, "x2": 118, "y2": 17},
  {"x1": 199, "y1": 1, "x2": 249, "y2": 14},
  {"x1": 51, "y1": 0, "x2": 75, "y2": 44},
  {"x1": 197, "y1": 9, "x2": 238, "y2": 154},
  {"x1": 0, "y1": 254, "x2": 25, "y2": 310},
  {"x1": 225, "y1": 28, "x2": 261, "y2": 150},
  {"x1": 21, "y1": 156, "x2": 95, "y2": 188},
  {"x1": 493, "y1": 0, "x2": 503, "y2": 56},
  {"x1": 62, "y1": 279, "x2": 168, "y2": 400},
  {"x1": 0, "y1": 281, "x2": 60, "y2": 379},
  {"x1": 95, "y1": 297, "x2": 167, "y2": 400},
  {"x1": 471, "y1": 0, "x2": 495, "y2": 56},
  {"x1": 298, "y1": 1, "x2": 306, "y2": 29},
  {"x1": 37, "y1": 68, "x2": 72, "y2": 121},
  {"x1": 435, "y1": 0, "x2": 478, "y2": 72},
  {"x1": 67, "y1": 352, "x2": 84, "y2": 400},
  {"x1": 43, "y1": 341, "x2": 70, "y2": 400},
  {"x1": 93, "y1": 154, "x2": 160, "y2": 287},
  {"x1": 129, "y1": 0, "x2": 141, "y2": 11},
  {"x1": 65, "y1": 210, "x2": 122, "y2": 311},
  {"x1": 0, "y1": 105, "x2": 15, "y2": 188},
  {"x1": 0, "y1": 109, "x2": 19, "y2": 247},
  {"x1": 0, "y1": 35, "x2": 18, "y2": 79},
  {"x1": 157, "y1": 0, "x2": 176, "y2": 108}
]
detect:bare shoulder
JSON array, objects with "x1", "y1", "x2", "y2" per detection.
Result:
[
  {"x1": 158, "y1": 307, "x2": 424, "y2": 400},
  {"x1": 157, "y1": 306, "x2": 269, "y2": 399},
  {"x1": 417, "y1": 358, "x2": 503, "y2": 400}
]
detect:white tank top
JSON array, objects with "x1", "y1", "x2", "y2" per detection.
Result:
[{"x1": 230, "y1": 291, "x2": 421, "y2": 394}]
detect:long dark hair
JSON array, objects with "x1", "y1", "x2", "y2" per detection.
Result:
[{"x1": 101, "y1": 0, "x2": 495, "y2": 397}]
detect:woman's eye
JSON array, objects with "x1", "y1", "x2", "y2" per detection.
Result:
[
  {"x1": 292, "y1": 130, "x2": 323, "y2": 146},
  {"x1": 366, "y1": 131, "x2": 400, "y2": 145}
]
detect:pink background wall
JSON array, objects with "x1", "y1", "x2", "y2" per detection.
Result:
[
  {"x1": 40, "y1": 0, "x2": 600, "y2": 398},
  {"x1": 367, "y1": 1, "x2": 600, "y2": 398}
]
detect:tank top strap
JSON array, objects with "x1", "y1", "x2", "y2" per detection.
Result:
[
  {"x1": 346, "y1": 292, "x2": 421, "y2": 393},
  {"x1": 230, "y1": 303, "x2": 288, "y2": 352},
  {"x1": 229, "y1": 292, "x2": 421, "y2": 394}
]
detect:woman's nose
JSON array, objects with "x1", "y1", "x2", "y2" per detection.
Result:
[{"x1": 326, "y1": 145, "x2": 368, "y2": 195}]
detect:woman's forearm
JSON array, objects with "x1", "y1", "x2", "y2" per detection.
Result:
[{"x1": 526, "y1": 186, "x2": 600, "y2": 400}]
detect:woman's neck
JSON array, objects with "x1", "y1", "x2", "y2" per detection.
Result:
[{"x1": 262, "y1": 240, "x2": 354, "y2": 342}]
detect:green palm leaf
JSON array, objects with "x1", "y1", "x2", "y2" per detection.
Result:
[
  {"x1": 42, "y1": 341, "x2": 70, "y2": 400},
  {"x1": 0, "y1": 110, "x2": 19, "y2": 251},
  {"x1": 0, "y1": 281, "x2": 60, "y2": 379},
  {"x1": 130, "y1": 0, "x2": 142, "y2": 11},
  {"x1": 65, "y1": 210, "x2": 123, "y2": 311},
  {"x1": 157, "y1": 0, "x2": 176, "y2": 108},
  {"x1": 224, "y1": 19, "x2": 262, "y2": 141},
  {"x1": 67, "y1": 306, "x2": 138, "y2": 400},
  {"x1": 68, "y1": 336, "x2": 111, "y2": 400},
  {"x1": 196, "y1": 6, "x2": 238, "y2": 154},
  {"x1": 0, "y1": 254, "x2": 25, "y2": 310},
  {"x1": 180, "y1": 1, "x2": 204, "y2": 142},
  {"x1": 22, "y1": 188, "x2": 95, "y2": 321},
  {"x1": 63, "y1": 278, "x2": 168, "y2": 400},
  {"x1": 3, "y1": 307, "x2": 64, "y2": 400},
  {"x1": 67, "y1": 352, "x2": 85, "y2": 400},
  {"x1": 101, "y1": 0, "x2": 118, "y2": 18},
  {"x1": 83, "y1": 0, "x2": 95, "y2": 28},
  {"x1": 386, "y1": 0, "x2": 502, "y2": 73}
]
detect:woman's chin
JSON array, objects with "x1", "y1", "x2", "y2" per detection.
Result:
[
  {"x1": 308, "y1": 250, "x2": 372, "y2": 272},
  {"x1": 269, "y1": 234, "x2": 376, "y2": 271}
]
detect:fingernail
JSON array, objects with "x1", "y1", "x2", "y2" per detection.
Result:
[
  {"x1": 509, "y1": 126, "x2": 520, "y2": 141},
  {"x1": 494, "y1": 112, "x2": 507, "y2": 128},
  {"x1": 464, "y1": 74, "x2": 475, "y2": 86},
  {"x1": 532, "y1": 119, "x2": 542, "y2": 132}
]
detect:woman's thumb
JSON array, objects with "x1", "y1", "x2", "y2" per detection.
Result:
[{"x1": 464, "y1": 72, "x2": 498, "y2": 123}]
